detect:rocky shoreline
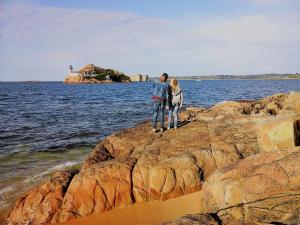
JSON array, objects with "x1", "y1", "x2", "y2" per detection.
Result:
[
  {"x1": 63, "y1": 75, "x2": 130, "y2": 84},
  {"x1": 4, "y1": 92, "x2": 300, "y2": 225}
]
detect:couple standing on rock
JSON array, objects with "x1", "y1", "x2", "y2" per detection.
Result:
[{"x1": 152, "y1": 73, "x2": 184, "y2": 132}]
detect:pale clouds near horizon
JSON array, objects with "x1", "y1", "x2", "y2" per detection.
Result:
[
  {"x1": 0, "y1": 2, "x2": 299, "y2": 81},
  {"x1": 249, "y1": 0, "x2": 300, "y2": 4}
]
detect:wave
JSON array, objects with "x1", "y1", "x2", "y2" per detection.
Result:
[
  {"x1": 0, "y1": 161, "x2": 82, "y2": 211},
  {"x1": 0, "y1": 186, "x2": 15, "y2": 196},
  {"x1": 23, "y1": 160, "x2": 81, "y2": 184},
  {"x1": 0, "y1": 186, "x2": 16, "y2": 209}
]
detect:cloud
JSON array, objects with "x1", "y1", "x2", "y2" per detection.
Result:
[
  {"x1": 248, "y1": 0, "x2": 300, "y2": 5},
  {"x1": 0, "y1": 2, "x2": 299, "y2": 81},
  {"x1": 222, "y1": 0, "x2": 300, "y2": 5}
]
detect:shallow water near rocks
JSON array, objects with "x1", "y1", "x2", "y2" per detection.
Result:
[{"x1": 0, "y1": 80, "x2": 300, "y2": 212}]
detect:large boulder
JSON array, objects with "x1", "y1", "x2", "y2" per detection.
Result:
[
  {"x1": 7, "y1": 170, "x2": 78, "y2": 225},
  {"x1": 199, "y1": 148, "x2": 300, "y2": 224},
  {"x1": 52, "y1": 158, "x2": 137, "y2": 222},
  {"x1": 256, "y1": 114, "x2": 300, "y2": 151},
  {"x1": 209, "y1": 92, "x2": 300, "y2": 116},
  {"x1": 50, "y1": 113, "x2": 262, "y2": 222}
]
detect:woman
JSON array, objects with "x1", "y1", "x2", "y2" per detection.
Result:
[{"x1": 168, "y1": 78, "x2": 183, "y2": 129}]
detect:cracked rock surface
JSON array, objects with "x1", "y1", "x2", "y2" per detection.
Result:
[{"x1": 162, "y1": 148, "x2": 300, "y2": 225}]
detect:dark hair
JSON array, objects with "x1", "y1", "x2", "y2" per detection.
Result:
[{"x1": 161, "y1": 73, "x2": 168, "y2": 80}]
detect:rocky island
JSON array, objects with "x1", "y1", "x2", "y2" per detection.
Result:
[
  {"x1": 5, "y1": 92, "x2": 300, "y2": 225},
  {"x1": 64, "y1": 64, "x2": 131, "y2": 84},
  {"x1": 64, "y1": 64, "x2": 150, "y2": 84}
]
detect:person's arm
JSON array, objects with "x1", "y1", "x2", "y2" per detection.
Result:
[
  {"x1": 167, "y1": 85, "x2": 172, "y2": 108},
  {"x1": 152, "y1": 81, "x2": 158, "y2": 96},
  {"x1": 180, "y1": 91, "x2": 183, "y2": 108}
]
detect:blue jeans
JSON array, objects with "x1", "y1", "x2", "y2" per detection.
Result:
[
  {"x1": 152, "y1": 101, "x2": 165, "y2": 129},
  {"x1": 168, "y1": 103, "x2": 179, "y2": 128}
]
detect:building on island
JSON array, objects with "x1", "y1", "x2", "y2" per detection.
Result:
[
  {"x1": 129, "y1": 74, "x2": 150, "y2": 82},
  {"x1": 68, "y1": 64, "x2": 111, "y2": 80},
  {"x1": 69, "y1": 65, "x2": 73, "y2": 73},
  {"x1": 79, "y1": 64, "x2": 96, "y2": 77}
]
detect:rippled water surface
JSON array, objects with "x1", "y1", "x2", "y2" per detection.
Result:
[{"x1": 0, "y1": 80, "x2": 300, "y2": 210}]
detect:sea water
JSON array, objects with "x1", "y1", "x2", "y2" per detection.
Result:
[{"x1": 0, "y1": 80, "x2": 300, "y2": 210}]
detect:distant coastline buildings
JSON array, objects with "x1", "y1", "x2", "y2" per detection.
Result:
[{"x1": 129, "y1": 74, "x2": 150, "y2": 82}]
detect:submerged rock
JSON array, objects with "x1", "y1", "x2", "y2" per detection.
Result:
[{"x1": 6, "y1": 92, "x2": 300, "y2": 225}]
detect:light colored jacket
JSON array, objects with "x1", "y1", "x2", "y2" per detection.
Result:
[{"x1": 171, "y1": 87, "x2": 183, "y2": 107}]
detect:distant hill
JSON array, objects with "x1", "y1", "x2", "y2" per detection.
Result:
[{"x1": 167, "y1": 73, "x2": 300, "y2": 80}]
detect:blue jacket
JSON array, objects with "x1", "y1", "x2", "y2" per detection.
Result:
[{"x1": 152, "y1": 81, "x2": 170, "y2": 103}]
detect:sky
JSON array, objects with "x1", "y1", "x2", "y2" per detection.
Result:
[{"x1": 0, "y1": 0, "x2": 300, "y2": 81}]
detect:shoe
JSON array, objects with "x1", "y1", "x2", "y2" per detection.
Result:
[
  {"x1": 167, "y1": 127, "x2": 170, "y2": 130},
  {"x1": 160, "y1": 128, "x2": 165, "y2": 132},
  {"x1": 152, "y1": 128, "x2": 156, "y2": 132},
  {"x1": 174, "y1": 127, "x2": 177, "y2": 129}
]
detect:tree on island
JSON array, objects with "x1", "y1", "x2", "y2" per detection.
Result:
[{"x1": 79, "y1": 64, "x2": 130, "y2": 82}]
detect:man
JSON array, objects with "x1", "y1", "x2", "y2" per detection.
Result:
[{"x1": 152, "y1": 73, "x2": 170, "y2": 132}]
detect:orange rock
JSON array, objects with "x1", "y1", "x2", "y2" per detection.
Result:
[
  {"x1": 7, "y1": 170, "x2": 78, "y2": 225},
  {"x1": 256, "y1": 114, "x2": 300, "y2": 151},
  {"x1": 161, "y1": 213, "x2": 219, "y2": 225},
  {"x1": 52, "y1": 158, "x2": 137, "y2": 222},
  {"x1": 199, "y1": 148, "x2": 300, "y2": 224}
]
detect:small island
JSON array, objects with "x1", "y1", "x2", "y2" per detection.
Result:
[
  {"x1": 64, "y1": 64, "x2": 150, "y2": 84},
  {"x1": 64, "y1": 64, "x2": 131, "y2": 84}
]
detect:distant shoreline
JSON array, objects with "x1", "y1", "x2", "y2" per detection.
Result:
[
  {"x1": 175, "y1": 78, "x2": 300, "y2": 81},
  {"x1": 1, "y1": 75, "x2": 300, "y2": 83},
  {"x1": 153, "y1": 73, "x2": 300, "y2": 80},
  {"x1": 1, "y1": 79, "x2": 299, "y2": 82}
]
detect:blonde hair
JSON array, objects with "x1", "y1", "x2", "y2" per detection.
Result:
[{"x1": 170, "y1": 78, "x2": 180, "y2": 92}]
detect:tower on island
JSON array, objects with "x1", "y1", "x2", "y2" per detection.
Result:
[{"x1": 69, "y1": 65, "x2": 73, "y2": 74}]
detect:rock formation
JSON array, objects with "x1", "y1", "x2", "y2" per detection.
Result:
[
  {"x1": 162, "y1": 147, "x2": 300, "y2": 225},
  {"x1": 7, "y1": 170, "x2": 78, "y2": 225},
  {"x1": 199, "y1": 148, "x2": 300, "y2": 225},
  {"x1": 63, "y1": 74, "x2": 114, "y2": 84},
  {"x1": 161, "y1": 213, "x2": 220, "y2": 225},
  {"x1": 64, "y1": 64, "x2": 130, "y2": 84},
  {"x1": 5, "y1": 92, "x2": 300, "y2": 225}
]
